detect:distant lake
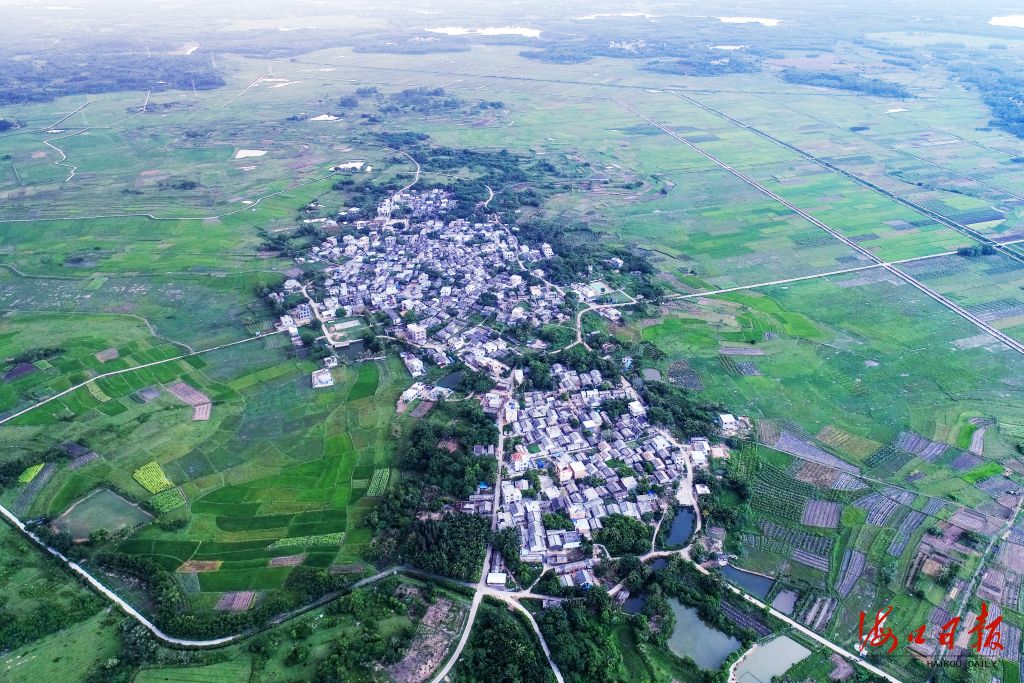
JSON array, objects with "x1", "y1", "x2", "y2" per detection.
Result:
[
  {"x1": 721, "y1": 565, "x2": 775, "y2": 600},
  {"x1": 668, "y1": 600, "x2": 741, "y2": 670},
  {"x1": 717, "y1": 16, "x2": 780, "y2": 27},
  {"x1": 426, "y1": 26, "x2": 541, "y2": 38},
  {"x1": 991, "y1": 16, "x2": 1024, "y2": 29}
]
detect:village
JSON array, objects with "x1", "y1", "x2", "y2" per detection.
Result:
[
  {"x1": 479, "y1": 362, "x2": 740, "y2": 590},
  {"x1": 269, "y1": 184, "x2": 742, "y2": 592}
]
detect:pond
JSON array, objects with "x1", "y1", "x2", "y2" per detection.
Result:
[
  {"x1": 667, "y1": 600, "x2": 741, "y2": 671},
  {"x1": 335, "y1": 340, "x2": 366, "y2": 360},
  {"x1": 436, "y1": 370, "x2": 464, "y2": 389},
  {"x1": 622, "y1": 594, "x2": 645, "y2": 615},
  {"x1": 734, "y1": 635, "x2": 810, "y2": 682},
  {"x1": 663, "y1": 507, "x2": 695, "y2": 547},
  {"x1": 647, "y1": 557, "x2": 669, "y2": 571},
  {"x1": 426, "y1": 26, "x2": 542, "y2": 38},
  {"x1": 721, "y1": 565, "x2": 775, "y2": 600}
]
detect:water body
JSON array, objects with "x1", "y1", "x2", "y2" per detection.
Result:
[
  {"x1": 664, "y1": 507, "x2": 695, "y2": 547},
  {"x1": 648, "y1": 557, "x2": 669, "y2": 571},
  {"x1": 991, "y1": 16, "x2": 1024, "y2": 29},
  {"x1": 622, "y1": 594, "x2": 645, "y2": 614},
  {"x1": 734, "y1": 635, "x2": 811, "y2": 682},
  {"x1": 426, "y1": 26, "x2": 542, "y2": 38},
  {"x1": 668, "y1": 600, "x2": 741, "y2": 670},
  {"x1": 436, "y1": 370, "x2": 463, "y2": 389},
  {"x1": 336, "y1": 340, "x2": 366, "y2": 360},
  {"x1": 717, "y1": 16, "x2": 781, "y2": 27},
  {"x1": 721, "y1": 565, "x2": 775, "y2": 600},
  {"x1": 576, "y1": 12, "x2": 658, "y2": 20}
]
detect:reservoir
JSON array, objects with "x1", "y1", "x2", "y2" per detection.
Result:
[
  {"x1": 668, "y1": 600, "x2": 741, "y2": 670},
  {"x1": 721, "y1": 565, "x2": 775, "y2": 600},
  {"x1": 734, "y1": 635, "x2": 811, "y2": 682}
]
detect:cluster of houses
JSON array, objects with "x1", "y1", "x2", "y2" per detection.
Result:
[
  {"x1": 487, "y1": 364, "x2": 734, "y2": 584},
  {"x1": 270, "y1": 182, "x2": 746, "y2": 592},
  {"x1": 274, "y1": 189, "x2": 570, "y2": 378},
  {"x1": 380, "y1": 188, "x2": 455, "y2": 220}
]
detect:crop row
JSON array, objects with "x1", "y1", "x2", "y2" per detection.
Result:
[
  {"x1": 18, "y1": 463, "x2": 44, "y2": 484},
  {"x1": 888, "y1": 511, "x2": 925, "y2": 557},
  {"x1": 12, "y1": 463, "x2": 56, "y2": 516},
  {"x1": 366, "y1": 468, "x2": 391, "y2": 497},
  {"x1": 86, "y1": 381, "x2": 112, "y2": 403},
  {"x1": 133, "y1": 461, "x2": 174, "y2": 493},
  {"x1": 864, "y1": 446, "x2": 912, "y2": 476},
  {"x1": 852, "y1": 492, "x2": 900, "y2": 526},
  {"x1": 751, "y1": 487, "x2": 804, "y2": 522},
  {"x1": 150, "y1": 488, "x2": 187, "y2": 513},
  {"x1": 836, "y1": 549, "x2": 865, "y2": 598},
  {"x1": 760, "y1": 521, "x2": 833, "y2": 556},
  {"x1": 267, "y1": 532, "x2": 345, "y2": 550},
  {"x1": 792, "y1": 549, "x2": 830, "y2": 572},
  {"x1": 800, "y1": 500, "x2": 841, "y2": 529},
  {"x1": 894, "y1": 431, "x2": 947, "y2": 461}
]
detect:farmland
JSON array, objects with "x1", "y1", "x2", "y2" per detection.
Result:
[
  {"x1": 1, "y1": 341, "x2": 409, "y2": 629},
  {"x1": 3, "y1": 1, "x2": 1024, "y2": 680},
  {"x1": 1, "y1": 574, "x2": 469, "y2": 683},
  {"x1": 0, "y1": 522, "x2": 105, "y2": 658}
]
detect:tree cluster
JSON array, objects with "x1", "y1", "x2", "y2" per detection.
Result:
[
  {"x1": 399, "y1": 513, "x2": 491, "y2": 581},
  {"x1": 595, "y1": 514, "x2": 651, "y2": 556},
  {"x1": 636, "y1": 381, "x2": 721, "y2": 439},
  {"x1": 400, "y1": 401, "x2": 497, "y2": 498},
  {"x1": 455, "y1": 599, "x2": 555, "y2": 683},
  {"x1": 780, "y1": 69, "x2": 911, "y2": 98},
  {"x1": 0, "y1": 52, "x2": 223, "y2": 105},
  {"x1": 538, "y1": 590, "x2": 627, "y2": 683}
]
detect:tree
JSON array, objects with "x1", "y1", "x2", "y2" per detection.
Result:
[
  {"x1": 539, "y1": 590, "x2": 627, "y2": 683},
  {"x1": 400, "y1": 513, "x2": 490, "y2": 581},
  {"x1": 299, "y1": 327, "x2": 320, "y2": 346},
  {"x1": 454, "y1": 601, "x2": 554, "y2": 683},
  {"x1": 595, "y1": 514, "x2": 651, "y2": 556}
]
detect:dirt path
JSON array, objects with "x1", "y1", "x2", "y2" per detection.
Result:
[
  {"x1": 0, "y1": 330, "x2": 282, "y2": 427},
  {"x1": 221, "y1": 62, "x2": 281, "y2": 109},
  {"x1": 42, "y1": 130, "x2": 86, "y2": 182}
]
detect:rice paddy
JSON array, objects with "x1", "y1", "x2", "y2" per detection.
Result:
[{"x1": 2, "y1": 20, "x2": 1024, "y2": 680}]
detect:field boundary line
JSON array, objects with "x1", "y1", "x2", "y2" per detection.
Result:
[
  {"x1": 0, "y1": 141, "x2": 421, "y2": 224},
  {"x1": 664, "y1": 89, "x2": 1024, "y2": 263},
  {"x1": 614, "y1": 97, "x2": 1024, "y2": 357},
  {"x1": 0, "y1": 330, "x2": 283, "y2": 427}
]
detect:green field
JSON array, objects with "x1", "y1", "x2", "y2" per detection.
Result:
[
  {"x1": 3, "y1": 345, "x2": 408, "y2": 612},
  {"x1": 3, "y1": 10, "x2": 1024, "y2": 680},
  {"x1": 54, "y1": 488, "x2": 154, "y2": 542},
  {"x1": 0, "y1": 611, "x2": 120, "y2": 683},
  {"x1": 0, "y1": 522, "x2": 105, "y2": 662}
]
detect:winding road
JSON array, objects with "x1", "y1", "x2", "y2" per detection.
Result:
[{"x1": 428, "y1": 367, "x2": 568, "y2": 683}]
